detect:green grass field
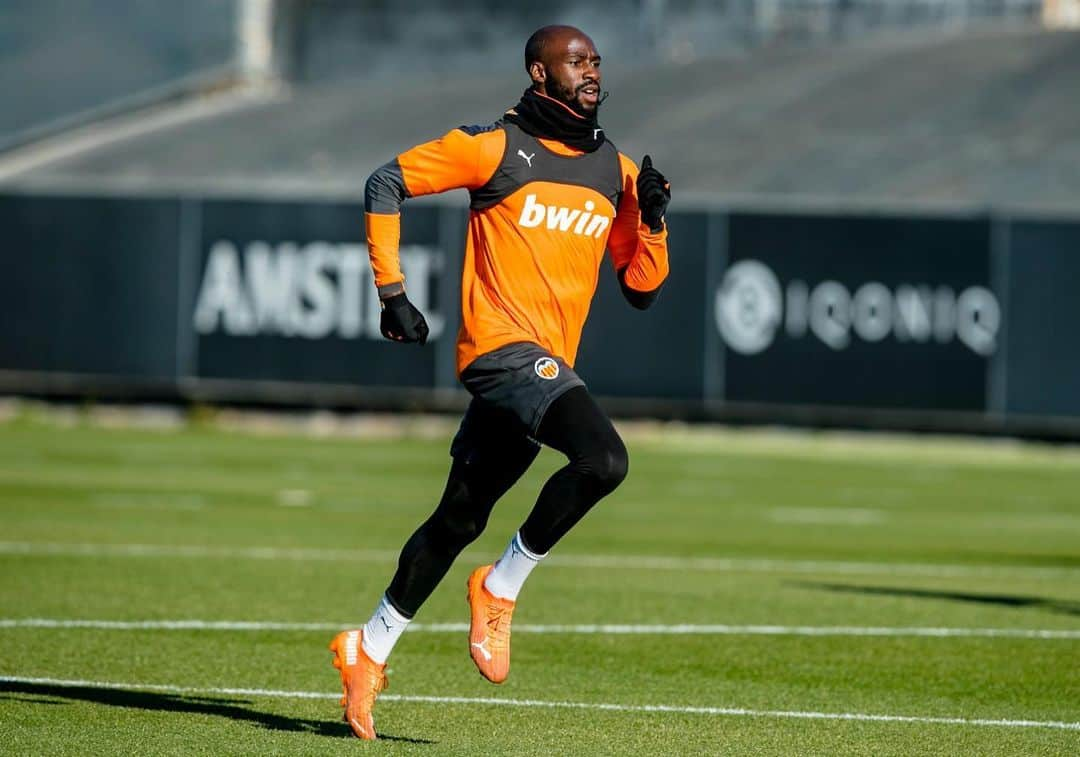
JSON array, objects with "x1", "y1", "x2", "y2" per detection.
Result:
[{"x1": 2, "y1": 406, "x2": 1079, "y2": 755}]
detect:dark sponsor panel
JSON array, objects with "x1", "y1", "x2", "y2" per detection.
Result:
[
  {"x1": 1004, "y1": 221, "x2": 1080, "y2": 418},
  {"x1": 4, "y1": 189, "x2": 1080, "y2": 435},
  {"x1": 577, "y1": 212, "x2": 709, "y2": 400},
  {"x1": 0, "y1": 193, "x2": 180, "y2": 378},
  {"x1": 190, "y1": 199, "x2": 446, "y2": 387},
  {"x1": 715, "y1": 213, "x2": 996, "y2": 411}
]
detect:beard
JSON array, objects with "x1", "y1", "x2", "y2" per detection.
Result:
[{"x1": 548, "y1": 77, "x2": 596, "y2": 116}]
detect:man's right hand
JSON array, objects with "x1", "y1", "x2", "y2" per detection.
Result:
[{"x1": 380, "y1": 292, "x2": 430, "y2": 345}]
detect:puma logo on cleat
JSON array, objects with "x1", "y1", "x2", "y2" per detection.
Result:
[
  {"x1": 517, "y1": 149, "x2": 535, "y2": 167},
  {"x1": 471, "y1": 640, "x2": 493, "y2": 661},
  {"x1": 517, "y1": 194, "x2": 611, "y2": 238}
]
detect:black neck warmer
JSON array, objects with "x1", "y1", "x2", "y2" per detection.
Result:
[{"x1": 504, "y1": 87, "x2": 606, "y2": 152}]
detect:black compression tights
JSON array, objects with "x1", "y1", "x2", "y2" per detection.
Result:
[
  {"x1": 386, "y1": 387, "x2": 628, "y2": 617},
  {"x1": 519, "y1": 387, "x2": 628, "y2": 553}
]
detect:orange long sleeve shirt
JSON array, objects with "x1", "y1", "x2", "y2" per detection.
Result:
[{"x1": 365, "y1": 123, "x2": 669, "y2": 375}]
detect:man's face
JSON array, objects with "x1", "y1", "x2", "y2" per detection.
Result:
[{"x1": 538, "y1": 34, "x2": 602, "y2": 116}]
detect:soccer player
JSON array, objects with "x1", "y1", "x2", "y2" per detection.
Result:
[{"x1": 329, "y1": 25, "x2": 670, "y2": 739}]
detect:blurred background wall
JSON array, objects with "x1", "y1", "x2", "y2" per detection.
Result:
[
  {"x1": 0, "y1": 0, "x2": 238, "y2": 150},
  {"x1": 3, "y1": 1, "x2": 1065, "y2": 147},
  {"x1": 1, "y1": 0, "x2": 1079, "y2": 437},
  {"x1": 278, "y1": 0, "x2": 1047, "y2": 82}
]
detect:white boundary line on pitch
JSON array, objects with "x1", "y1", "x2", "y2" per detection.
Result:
[
  {"x1": 1, "y1": 618, "x2": 1079, "y2": 639},
  {"x1": 2, "y1": 541, "x2": 1078, "y2": 580},
  {"x1": 1, "y1": 675, "x2": 1077, "y2": 732}
]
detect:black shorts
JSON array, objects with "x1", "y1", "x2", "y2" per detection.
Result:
[
  {"x1": 451, "y1": 342, "x2": 584, "y2": 460},
  {"x1": 460, "y1": 342, "x2": 584, "y2": 435}
]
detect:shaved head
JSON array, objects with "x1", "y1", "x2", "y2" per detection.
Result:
[
  {"x1": 523, "y1": 25, "x2": 603, "y2": 115},
  {"x1": 525, "y1": 25, "x2": 589, "y2": 69}
]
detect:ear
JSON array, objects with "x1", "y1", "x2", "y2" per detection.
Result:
[{"x1": 528, "y1": 61, "x2": 546, "y2": 86}]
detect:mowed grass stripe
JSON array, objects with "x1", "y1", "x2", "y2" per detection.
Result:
[
  {"x1": 2, "y1": 676, "x2": 1077, "y2": 732},
  {"x1": 3, "y1": 618, "x2": 1080, "y2": 639},
  {"x1": 2, "y1": 540, "x2": 1077, "y2": 579},
  {"x1": 4, "y1": 423, "x2": 1079, "y2": 752}
]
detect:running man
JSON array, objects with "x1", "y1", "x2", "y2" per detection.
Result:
[{"x1": 330, "y1": 25, "x2": 670, "y2": 739}]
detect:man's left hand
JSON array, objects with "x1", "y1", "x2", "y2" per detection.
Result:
[{"x1": 637, "y1": 154, "x2": 670, "y2": 233}]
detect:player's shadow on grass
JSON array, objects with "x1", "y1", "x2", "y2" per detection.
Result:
[
  {"x1": 799, "y1": 582, "x2": 1080, "y2": 616},
  {"x1": 0, "y1": 681, "x2": 435, "y2": 745}
]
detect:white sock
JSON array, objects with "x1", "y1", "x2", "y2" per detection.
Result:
[
  {"x1": 483, "y1": 532, "x2": 546, "y2": 601},
  {"x1": 360, "y1": 594, "x2": 411, "y2": 664}
]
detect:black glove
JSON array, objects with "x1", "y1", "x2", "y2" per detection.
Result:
[
  {"x1": 380, "y1": 292, "x2": 429, "y2": 345},
  {"x1": 636, "y1": 154, "x2": 670, "y2": 233}
]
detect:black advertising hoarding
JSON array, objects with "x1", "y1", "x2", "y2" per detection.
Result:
[
  {"x1": 577, "y1": 211, "x2": 710, "y2": 400},
  {"x1": 1004, "y1": 221, "x2": 1080, "y2": 419},
  {"x1": 4, "y1": 189, "x2": 1080, "y2": 435},
  {"x1": 714, "y1": 213, "x2": 999, "y2": 412},
  {"x1": 0, "y1": 193, "x2": 181, "y2": 379},
  {"x1": 185, "y1": 198, "x2": 450, "y2": 388}
]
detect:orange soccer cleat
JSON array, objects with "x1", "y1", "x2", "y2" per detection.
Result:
[
  {"x1": 466, "y1": 564, "x2": 516, "y2": 684},
  {"x1": 328, "y1": 629, "x2": 388, "y2": 740}
]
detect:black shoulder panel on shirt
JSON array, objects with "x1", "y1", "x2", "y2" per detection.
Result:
[{"x1": 457, "y1": 122, "x2": 502, "y2": 136}]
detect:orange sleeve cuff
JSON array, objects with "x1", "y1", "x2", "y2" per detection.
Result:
[
  {"x1": 365, "y1": 211, "x2": 403, "y2": 288},
  {"x1": 621, "y1": 227, "x2": 669, "y2": 292}
]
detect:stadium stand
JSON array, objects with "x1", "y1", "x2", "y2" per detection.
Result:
[
  {"x1": 0, "y1": 0, "x2": 237, "y2": 151},
  {"x1": 2, "y1": 25, "x2": 1078, "y2": 212}
]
